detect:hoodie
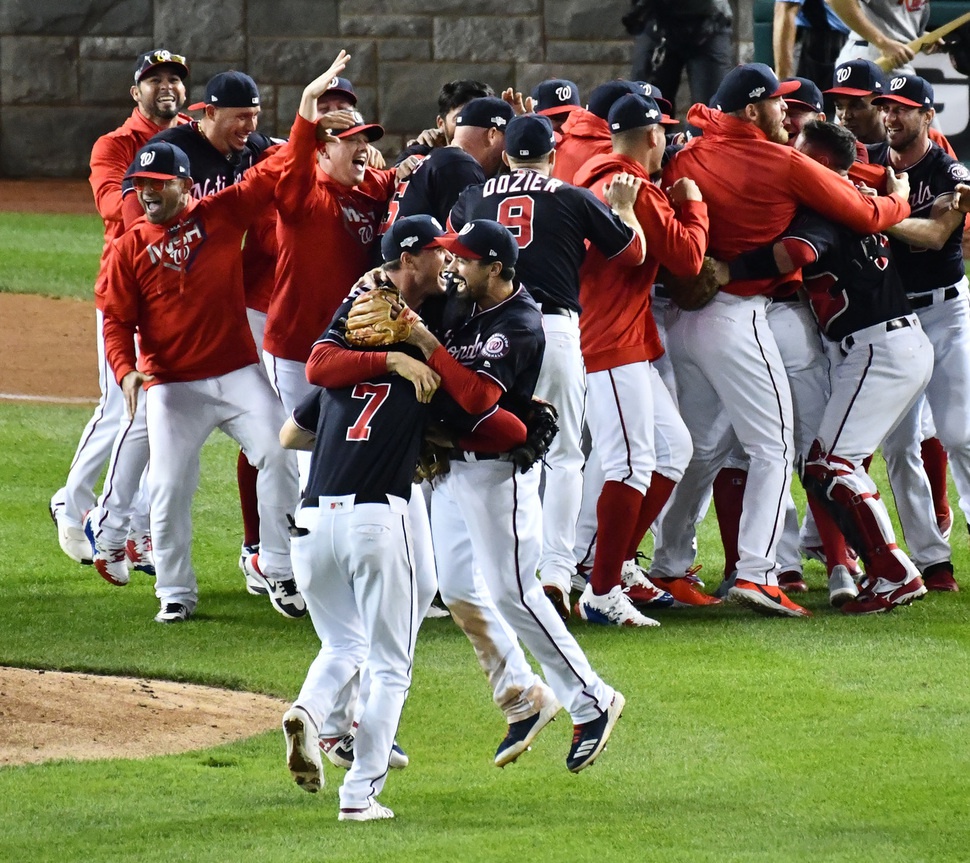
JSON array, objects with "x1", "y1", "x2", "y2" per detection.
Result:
[{"x1": 553, "y1": 108, "x2": 612, "y2": 184}]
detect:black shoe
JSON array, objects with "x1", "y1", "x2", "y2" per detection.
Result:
[
  {"x1": 154, "y1": 602, "x2": 192, "y2": 623},
  {"x1": 494, "y1": 699, "x2": 561, "y2": 767},
  {"x1": 566, "y1": 692, "x2": 625, "y2": 773}
]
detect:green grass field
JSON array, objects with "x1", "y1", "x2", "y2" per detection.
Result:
[{"x1": 1, "y1": 215, "x2": 969, "y2": 862}]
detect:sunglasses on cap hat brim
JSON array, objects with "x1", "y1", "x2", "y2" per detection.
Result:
[{"x1": 129, "y1": 172, "x2": 186, "y2": 184}]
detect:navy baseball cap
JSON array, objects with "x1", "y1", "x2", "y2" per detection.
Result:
[
  {"x1": 784, "y1": 77, "x2": 824, "y2": 112},
  {"x1": 587, "y1": 80, "x2": 638, "y2": 119},
  {"x1": 321, "y1": 76, "x2": 357, "y2": 105},
  {"x1": 330, "y1": 110, "x2": 384, "y2": 142},
  {"x1": 134, "y1": 49, "x2": 188, "y2": 84},
  {"x1": 504, "y1": 114, "x2": 556, "y2": 159},
  {"x1": 188, "y1": 71, "x2": 260, "y2": 111},
  {"x1": 127, "y1": 141, "x2": 191, "y2": 181},
  {"x1": 825, "y1": 59, "x2": 886, "y2": 97},
  {"x1": 608, "y1": 93, "x2": 679, "y2": 133},
  {"x1": 381, "y1": 215, "x2": 445, "y2": 262},
  {"x1": 711, "y1": 63, "x2": 800, "y2": 113},
  {"x1": 873, "y1": 74, "x2": 934, "y2": 109},
  {"x1": 438, "y1": 220, "x2": 519, "y2": 269},
  {"x1": 455, "y1": 97, "x2": 514, "y2": 130},
  {"x1": 532, "y1": 79, "x2": 582, "y2": 116},
  {"x1": 633, "y1": 81, "x2": 673, "y2": 115}
]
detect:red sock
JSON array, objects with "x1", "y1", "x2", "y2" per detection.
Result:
[
  {"x1": 806, "y1": 491, "x2": 848, "y2": 572},
  {"x1": 921, "y1": 437, "x2": 951, "y2": 524},
  {"x1": 237, "y1": 451, "x2": 260, "y2": 547},
  {"x1": 589, "y1": 481, "x2": 644, "y2": 595},
  {"x1": 712, "y1": 467, "x2": 746, "y2": 577},
  {"x1": 624, "y1": 473, "x2": 677, "y2": 560}
]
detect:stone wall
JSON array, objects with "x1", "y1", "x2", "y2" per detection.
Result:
[{"x1": 0, "y1": 0, "x2": 749, "y2": 178}]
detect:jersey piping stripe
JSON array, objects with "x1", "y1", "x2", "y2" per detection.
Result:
[
  {"x1": 607, "y1": 368, "x2": 635, "y2": 483},
  {"x1": 94, "y1": 414, "x2": 140, "y2": 534},
  {"x1": 829, "y1": 344, "x2": 874, "y2": 455},
  {"x1": 750, "y1": 309, "x2": 791, "y2": 565}
]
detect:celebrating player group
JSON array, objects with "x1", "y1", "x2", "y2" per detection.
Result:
[{"x1": 49, "y1": 39, "x2": 970, "y2": 820}]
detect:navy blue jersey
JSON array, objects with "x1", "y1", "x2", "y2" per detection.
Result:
[
  {"x1": 122, "y1": 121, "x2": 279, "y2": 201},
  {"x1": 380, "y1": 147, "x2": 485, "y2": 233},
  {"x1": 780, "y1": 210, "x2": 912, "y2": 341},
  {"x1": 868, "y1": 142, "x2": 970, "y2": 290},
  {"x1": 449, "y1": 169, "x2": 635, "y2": 312}
]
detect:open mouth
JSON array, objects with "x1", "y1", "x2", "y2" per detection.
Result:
[
  {"x1": 141, "y1": 198, "x2": 163, "y2": 216},
  {"x1": 351, "y1": 155, "x2": 367, "y2": 169}
]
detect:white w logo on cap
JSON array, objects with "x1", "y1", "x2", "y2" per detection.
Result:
[
  {"x1": 555, "y1": 85, "x2": 572, "y2": 100},
  {"x1": 139, "y1": 151, "x2": 156, "y2": 167},
  {"x1": 890, "y1": 77, "x2": 907, "y2": 91},
  {"x1": 330, "y1": 77, "x2": 339, "y2": 87},
  {"x1": 836, "y1": 67, "x2": 851, "y2": 83}
]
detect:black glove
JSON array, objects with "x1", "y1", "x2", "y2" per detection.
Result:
[{"x1": 509, "y1": 399, "x2": 559, "y2": 474}]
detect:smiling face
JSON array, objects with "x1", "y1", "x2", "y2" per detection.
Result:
[
  {"x1": 833, "y1": 94, "x2": 885, "y2": 144},
  {"x1": 783, "y1": 105, "x2": 821, "y2": 141},
  {"x1": 131, "y1": 67, "x2": 186, "y2": 126},
  {"x1": 202, "y1": 106, "x2": 260, "y2": 155},
  {"x1": 322, "y1": 132, "x2": 370, "y2": 186},
  {"x1": 135, "y1": 177, "x2": 191, "y2": 224},
  {"x1": 881, "y1": 103, "x2": 932, "y2": 153},
  {"x1": 443, "y1": 254, "x2": 496, "y2": 303}
]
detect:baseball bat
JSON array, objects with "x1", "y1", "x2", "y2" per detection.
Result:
[{"x1": 875, "y1": 10, "x2": 970, "y2": 71}]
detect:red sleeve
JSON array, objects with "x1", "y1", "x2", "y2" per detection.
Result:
[
  {"x1": 306, "y1": 340, "x2": 389, "y2": 387},
  {"x1": 276, "y1": 115, "x2": 321, "y2": 221},
  {"x1": 89, "y1": 134, "x2": 130, "y2": 223},
  {"x1": 457, "y1": 407, "x2": 527, "y2": 451},
  {"x1": 100, "y1": 240, "x2": 140, "y2": 383},
  {"x1": 425, "y1": 345, "x2": 503, "y2": 414},
  {"x1": 639, "y1": 189, "x2": 709, "y2": 277},
  {"x1": 790, "y1": 149, "x2": 910, "y2": 233}
]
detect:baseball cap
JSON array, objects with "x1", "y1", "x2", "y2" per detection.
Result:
[
  {"x1": 587, "y1": 80, "x2": 638, "y2": 119},
  {"x1": 783, "y1": 77, "x2": 824, "y2": 112},
  {"x1": 608, "y1": 93, "x2": 680, "y2": 133},
  {"x1": 632, "y1": 82, "x2": 674, "y2": 115},
  {"x1": 381, "y1": 215, "x2": 445, "y2": 262},
  {"x1": 711, "y1": 63, "x2": 800, "y2": 113},
  {"x1": 127, "y1": 141, "x2": 191, "y2": 181},
  {"x1": 134, "y1": 49, "x2": 188, "y2": 84},
  {"x1": 321, "y1": 76, "x2": 357, "y2": 106},
  {"x1": 437, "y1": 220, "x2": 519, "y2": 269},
  {"x1": 330, "y1": 110, "x2": 384, "y2": 142},
  {"x1": 825, "y1": 59, "x2": 886, "y2": 97},
  {"x1": 188, "y1": 71, "x2": 260, "y2": 111},
  {"x1": 531, "y1": 79, "x2": 582, "y2": 116},
  {"x1": 455, "y1": 97, "x2": 515, "y2": 130},
  {"x1": 504, "y1": 114, "x2": 555, "y2": 159},
  {"x1": 872, "y1": 74, "x2": 934, "y2": 109}
]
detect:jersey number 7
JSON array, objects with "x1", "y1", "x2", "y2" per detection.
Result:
[{"x1": 346, "y1": 382, "x2": 391, "y2": 441}]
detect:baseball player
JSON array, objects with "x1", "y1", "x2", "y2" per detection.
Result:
[
  {"x1": 724, "y1": 119, "x2": 930, "y2": 611},
  {"x1": 655, "y1": 63, "x2": 911, "y2": 616},
  {"x1": 829, "y1": 0, "x2": 930, "y2": 72},
  {"x1": 404, "y1": 220, "x2": 625, "y2": 772},
  {"x1": 531, "y1": 78, "x2": 582, "y2": 134},
  {"x1": 448, "y1": 114, "x2": 650, "y2": 621},
  {"x1": 100, "y1": 140, "x2": 301, "y2": 623},
  {"x1": 873, "y1": 74, "x2": 969, "y2": 592},
  {"x1": 51, "y1": 48, "x2": 190, "y2": 569},
  {"x1": 396, "y1": 79, "x2": 495, "y2": 161},
  {"x1": 570, "y1": 93, "x2": 710, "y2": 623}
]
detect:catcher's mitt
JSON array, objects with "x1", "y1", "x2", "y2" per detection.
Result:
[
  {"x1": 657, "y1": 256, "x2": 720, "y2": 311},
  {"x1": 510, "y1": 398, "x2": 559, "y2": 474},
  {"x1": 414, "y1": 426, "x2": 454, "y2": 483},
  {"x1": 345, "y1": 287, "x2": 421, "y2": 348}
]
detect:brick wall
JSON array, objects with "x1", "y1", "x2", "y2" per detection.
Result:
[{"x1": 0, "y1": 0, "x2": 748, "y2": 177}]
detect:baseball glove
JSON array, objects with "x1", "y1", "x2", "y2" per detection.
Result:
[
  {"x1": 414, "y1": 426, "x2": 454, "y2": 483},
  {"x1": 509, "y1": 398, "x2": 559, "y2": 474},
  {"x1": 657, "y1": 256, "x2": 721, "y2": 311},
  {"x1": 345, "y1": 287, "x2": 421, "y2": 348}
]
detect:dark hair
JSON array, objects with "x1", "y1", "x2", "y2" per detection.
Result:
[
  {"x1": 438, "y1": 80, "x2": 494, "y2": 117},
  {"x1": 798, "y1": 119, "x2": 857, "y2": 171},
  {"x1": 500, "y1": 265, "x2": 516, "y2": 281}
]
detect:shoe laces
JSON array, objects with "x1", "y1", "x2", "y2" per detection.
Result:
[{"x1": 684, "y1": 564, "x2": 703, "y2": 584}]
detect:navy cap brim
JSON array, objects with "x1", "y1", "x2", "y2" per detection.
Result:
[{"x1": 129, "y1": 170, "x2": 186, "y2": 180}]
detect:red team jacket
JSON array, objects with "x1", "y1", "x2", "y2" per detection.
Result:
[
  {"x1": 663, "y1": 104, "x2": 912, "y2": 297},
  {"x1": 263, "y1": 115, "x2": 396, "y2": 362},
  {"x1": 575, "y1": 153, "x2": 710, "y2": 373},
  {"x1": 552, "y1": 108, "x2": 612, "y2": 184},
  {"x1": 89, "y1": 108, "x2": 191, "y2": 309},
  {"x1": 99, "y1": 156, "x2": 283, "y2": 386}
]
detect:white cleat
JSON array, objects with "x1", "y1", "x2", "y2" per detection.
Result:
[
  {"x1": 338, "y1": 799, "x2": 395, "y2": 822},
  {"x1": 282, "y1": 706, "x2": 323, "y2": 793}
]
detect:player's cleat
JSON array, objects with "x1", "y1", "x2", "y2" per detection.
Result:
[
  {"x1": 494, "y1": 698, "x2": 562, "y2": 767},
  {"x1": 827, "y1": 565, "x2": 858, "y2": 607},
  {"x1": 841, "y1": 574, "x2": 927, "y2": 615},
  {"x1": 321, "y1": 733, "x2": 356, "y2": 769},
  {"x1": 242, "y1": 553, "x2": 307, "y2": 618},
  {"x1": 153, "y1": 602, "x2": 193, "y2": 623},
  {"x1": 566, "y1": 691, "x2": 625, "y2": 773},
  {"x1": 683, "y1": 563, "x2": 706, "y2": 588},
  {"x1": 922, "y1": 561, "x2": 959, "y2": 592},
  {"x1": 125, "y1": 532, "x2": 155, "y2": 575},
  {"x1": 777, "y1": 570, "x2": 808, "y2": 593},
  {"x1": 713, "y1": 571, "x2": 737, "y2": 599},
  {"x1": 238, "y1": 543, "x2": 266, "y2": 595},
  {"x1": 619, "y1": 559, "x2": 674, "y2": 607},
  {"x1": 728, "y1": 579, "x2": 812, "y2": 617},
  {"x1": 53, "y1": 503, "x2": 94, "y2": 565},
  {"x1": 338, "y1": 800, "x2": 394, "y2": 822},
  {"x1": 389, "y1": 741, "x2": 409, "y2": 770},
  {"x1": 542, "y1": 583, "x2": 570, "y2": 621},
  {"x1": 282, "y1": 705, "x2": 323, "y2": 793},
  {"x1": 424, "y1": 602, "x2": 451, "y2": 619},
  {"x1": 653, "y1": 575, "x2": 722, "y2": 607},
  {"x1": 575, "y1": 584, "x2": 660, "y2": 627},
  {"x1": 84, "y1": 513, "x2": 130, "y2": 586},
  {"x1": 571, "y1": 566, "x2": 590, "y2": 593}
]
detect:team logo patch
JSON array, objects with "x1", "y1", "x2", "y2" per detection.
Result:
[
  {"x1": 145, "y1": 218, "x2": 207, "y2": 272},
  {"x1": 139, "y1": 151, "x2": 155, "y2": 167},
  {"x1": 950, "y1": 162, "x2": 970, "y2": 182},
  {"x1": 890, "y1": 77, "x2": 907, "y2": 91},
  {"x1": 481, "y1": 333, "x2": 510, "y2": 359},
  {"x1": 748, "y1": 86, "x2": 766, "y2": 98},
  {"x1": 556, "y1": 85, "x2": 572, "y2": 101},
  {"x1": 836, "y1": 67, "x2": 851, "y2": 83}
]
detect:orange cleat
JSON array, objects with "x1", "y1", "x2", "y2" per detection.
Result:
[
  {"x1": 728, "y1": 578, "x2": 812, "y2": 617},
  {"x1": 652, "y1": 576, "x2": 722, "y2": 607}
]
